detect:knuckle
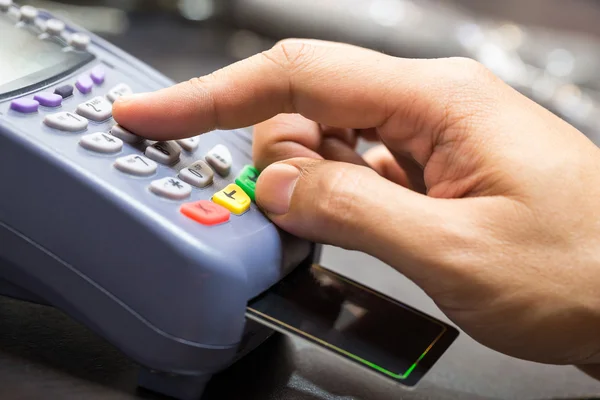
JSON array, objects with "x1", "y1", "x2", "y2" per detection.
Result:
[
  {"x1": 426, "y1": 57, "x2": 499, "y2": 137},
  {"x1": 443, "y1": 57, "x2": 494, "y2": 85},
  {"x1": 187, "y1": 74, "x2": 219, "y2": 126},
  {"x1": 308, "y1": 164, "x2": 368, "y2": 232},
  {"x1": 263, "y1": 39, "x2": 314, "y2": 73}
]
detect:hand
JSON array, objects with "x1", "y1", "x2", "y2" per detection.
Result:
[{"x1": 112, "y1": 39, "x2": 600, "y2": 371}]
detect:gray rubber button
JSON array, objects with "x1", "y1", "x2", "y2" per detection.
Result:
[
  {"x1": 0, "y1": 0, "x2": 13, "y2": 12},
  {"x1": 76, "y1": 96, "x2": 112, "y2": 122},
  {"x1": 115, "y1": 155, "x2": 157, "y2": 176},
  {"x1": 19, "y1": 5, "x2": 37, "y2": 22},
  {"x1": 176, "y1": 137, "x2": 200, "y2": 152},
  {"x1": 145, "y1": 141, "x2": 181, "y2": 165},
  {"x1": 106, "y1": 83, "x2": 133, "y2": 102},
  {"x1": 69, "y1": 32, "x2": 90, "y2": 50},
  {"x1": 205, "y1": 144, "x2": 232, "y2": 176},
  {"x1": 80, "y1": 132, "x2": 123, "y2": 154},
  {"x1": 178, "y1": 160, "x2": 214, "y2": 188},
  {"x1": 44, "y1": 112, "x2": 88, "y2": 132},
  {"x1": 45, "y1": 19, "x2": 65, "y2": 36},
  {"x1": 150, "y1": 177, "x2": 192, "y2": 200},
  {"x1": 109, "y1": 125, "x2": 141, "y2": 144}
]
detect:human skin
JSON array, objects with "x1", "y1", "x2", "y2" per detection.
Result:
[{"x1": 112, "y1": 39, "x2": 600, "y2": 378}]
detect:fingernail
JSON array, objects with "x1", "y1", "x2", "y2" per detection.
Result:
[{"x1": 257, "y1": 164, "x2": 300, "y2": 215}]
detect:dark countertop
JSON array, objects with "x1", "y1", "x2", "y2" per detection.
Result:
[{"x1": 2, "y1": 247, "x2": 600, "y2": 400}]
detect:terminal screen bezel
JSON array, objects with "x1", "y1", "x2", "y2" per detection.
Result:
[
  {"x1": 0, "y1": 21, "x2": 95, "y2": 99},
  {"x1": 0, "y1": 53, "x2": 95, "y2": 99}
]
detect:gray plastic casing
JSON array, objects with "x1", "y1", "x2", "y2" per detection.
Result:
[{"x1": 0, "y1": 8, "x2": 315, "y2": 399}]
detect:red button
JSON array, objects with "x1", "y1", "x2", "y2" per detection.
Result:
[{"x1": 181, "y1": 200, "x2": 230, "y2": 226}]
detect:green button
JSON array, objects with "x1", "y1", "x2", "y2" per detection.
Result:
[{"x1": 235, "y1": 165, "x2": 260, "y2": 201}]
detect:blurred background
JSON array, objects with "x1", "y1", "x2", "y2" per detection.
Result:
[{"x1": 21, "y1": 0, "x2": 600, "y2": 146}]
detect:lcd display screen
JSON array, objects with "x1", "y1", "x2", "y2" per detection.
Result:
[
  {"x1": 0, "y1": 16, "x2": 94, "y2": 97},
  {"x1": 247, "y1": 264, "x2": 458, "y2": 386}
]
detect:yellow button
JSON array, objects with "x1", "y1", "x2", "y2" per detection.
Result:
[{"x1": 212, "y1": 184, "x2": 251, "y2": 215}]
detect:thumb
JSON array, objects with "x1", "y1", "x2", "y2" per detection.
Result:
[{"x1": 255, "y1": 158, "x2": 466, "y2": 283}]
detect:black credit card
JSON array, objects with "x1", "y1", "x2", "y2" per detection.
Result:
[{"x1": 246, "y1": 264, "x2": 458, "y2": 387}]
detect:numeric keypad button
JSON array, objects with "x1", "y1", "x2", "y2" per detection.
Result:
[
  {"x1": 150, "y1": 177, "x2": 192, "y2": 200},
  {"x1": 106, "y1": 83, "x2": 133, "y2": 102},
  {"x1": 76, "y1": 96, "x2": 112, "y2": 122},
  {"x1": 205, "y1": 144, "x2": 232, "y2": 176},
  {"x1": 109, "y1": 125, "x2": 141, "y2": 144},
  {"x1": 69, "y1": 33, "x2": 90, "y2": 50},
  {"x1": 44, "y1": 112, "x2": 88, "y2": 132},
  {"x1": 178, "y1": 160, "x2": 214, "y2": 188},
  {"x1": 212, "y1": 183, "x2": 251, "y2": 215},
  {"x1": 181, "y1": 201, "x2": 230, "y2": 226},
  {"x1": 176, "y1": 137, "x2": 199, "y2": 152},
  {"x1": 115, "y1": 155, "x2": 157, "y2": 176},
  {"x1": 80, "y1": 132, "x2": 123, "y2": 153},
  {"x1": 44, "y1": 19, "x2": 65, "y2": 36},
  {"x1": 145, "y1": 141, "x2": 181, "y2": 165},
  {"x1": 0, "y1": 1, "x2": 13, "y2": 12}
]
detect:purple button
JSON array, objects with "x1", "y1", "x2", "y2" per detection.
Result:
[
  {"x1": 76, "y1": 75, "x2": 93, "y2": 94},
  {"x1": 90, "y1": 66, "x2": 105, "y2": 85},
  {"x1": 10, "y1": 98, "x2": 39, "y2": 113},
  {"x1": 34, "y1": 92, "x2": 63, "y2": 108}
]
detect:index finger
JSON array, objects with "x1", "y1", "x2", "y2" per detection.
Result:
[
  {"x1": 111, "y1": 39, "x2": 497, "y2": 165},
  {"x1": 112, "y1": 40, "x2": 394, "y2": 137}
]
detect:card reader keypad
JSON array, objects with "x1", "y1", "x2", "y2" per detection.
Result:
[
  {"x1": 107, "y1": 83, "x2": 133, "y2": 103},
  {"x1": 179, "y1": 160, "x2": 214, "y2": 188},
  {"x1": 44, "y1": 112, "x2": 88, "y2": 132},
  {"x1": 145, "y1": 141, "x2": 181, "y2": 165},
  {"x1": 115, "y1": 154, "x2": 158, "y2": 176},
  {"x1": 76, "y1": 96, "x2": 112, "y2": 121},
  {"x1": 7, "y1": 64, "x2": 259, "y2": 227},
  {"x1": 110, "y1": 124, "x2": 141, "y2": 143},
  {"x1": 150, "y1": 177, "x2": 192, "y2": 200},
  {"x1": 80, "y1": 132, "x2": 123, "y2": 154},
  {"x1": 34, "y1": 92, "x2": 62, "y2": 108}
]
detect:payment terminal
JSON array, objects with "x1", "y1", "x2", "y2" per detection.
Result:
[{"x1": 0, "y1": 3, "x2": 458, "y2": 399}]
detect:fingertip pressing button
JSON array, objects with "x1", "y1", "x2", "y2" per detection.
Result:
[
  {"x1": 76, "y1": 75, "x2": 93, "y2": 94},
  {"x1": 10, "y1": 98, "x2": 39, "y2": 113},
  {"x1": 181, "y1": 200, "x2": 230, "y2": 226},
  {"x1": 115, "y1": 155, "x2": 157, "y2": 176},
  {"x1": 109, "y1": 125, "x2": 141, "y2": 144},
  {"x1": 178, "y1": 160, "x2": 214, "y2": 188},
  {"x1": 205, "y1": 144, "x2": 232, "y2": 176},
  {"x1": 34, "y1": 92, "x2": 62, "y2": 108},
  {"x1": 80, "y1": 132, "x2": 123, "y2": 154},
  {"x1": 212, "y1": 183, "x2": 251, "y2": 215},
  {"x1": 145, "y1": 141, "x2": 181, "y2": 165},
  {"x1": 150, "y1": 177, "x2": 192, "y2": 200}
]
